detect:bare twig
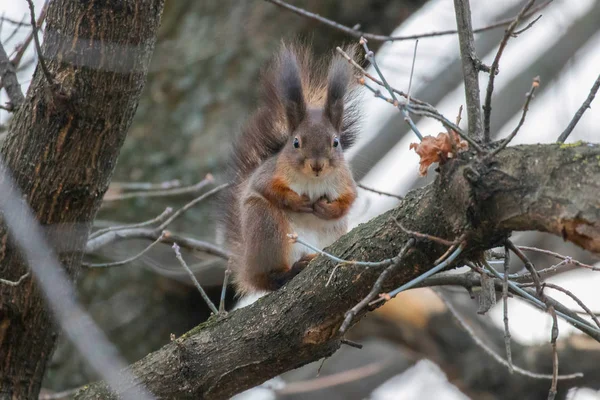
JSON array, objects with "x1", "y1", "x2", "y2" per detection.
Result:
[
  {"x1": 39, "y1": 386, "x2": 84, "y2": 400},
  {"x1": 86, "y1": 227, "x2": 229, "y2": 260},
  {"x1": 557, "y1": 73, "x2": 600, "y2": 143},
  {"x1": 407, "y1": 40, "x2": 419, "y2": 103},
  {"x1": 438, "y1": 291, "x2": 582, "y2": 381},
  {"x1": 338, "y1": 46, "x2": 484, "y2": 152},
  {"x1": 392, "y1": 219, "x2": 456, "y2": 247},
  {"x1": 172, "y1": 243, "x2": 219, "y2": 315},
  {"x1": 507, "y1": 240, "x2": 542, "y2": 295},
  {"x1": 289, "y1": 233, "x2": 409, "y2": 268},
  {"x1": 382, "y1": 243, "x2": 465, "y2": 300},
  {"x1": 83, "y1": 231, "x2": 166, "y2": 268},
  {"x1": 360, "y1": 37, "x2": 423, "y2": 141},
  {"x1": 357, "y1": 183, "x2": 403, "y2": 200},
  {"x1": 103, "y1": 176, "x2": 213, "y2": 202},
  {"x1": 0, "y1": 42, "x2": 25, "y2": 108},
  {"x1": 157, "y1": 183, "x2": 229, "y2": 230},
  {"x1": 265, "y1": 0, "x2": 551, "y2": 43},
  {"x1": 482, "y1": 261, "x2": 600, "y2": 339},
  {"x1": 274, "y1": 360, "x2": 390, "y2": 395},
  {"x1": 89, "y1": 207, "x2": 173, "y2": 239},
  {"x1": 10, "y1": 0, "x2": 49, "y2": 67},
  {"x1": 219, "y1": 268, "x2": 231, "y2": 314},
  {"x1": 339, "y1": 239, "x2": 414, "y2": 334},
  {"x1": 548, "y1": 305, "x2": 559, "y2": 400},
  {"x1": 488, "y1": 76, "x2": 539, "y2": 158},
  {"x1": 502, "y1": 244, "x2": 513, "y2": 373},
  {"x1": 453, "y1": 0, "x2": 483, "y2": 140},
  {"x1": 535, "y1": 283, "x2": 600, "y2": 330},
  {"x1": 517, "y1": 246, "x2": 598, "y2": 271},
  {"x1": 109, "y1": 180, "x2": 181, "y2": 191},
  {"x1": 0, "y1": 271, "x2": 30, "y2": 286},
  {"x1": 25, "y1": 0, "x2": 56, "y2": 90},
  {"x1": 483, "y1": 0, "x2": 536, "y2": 142}
]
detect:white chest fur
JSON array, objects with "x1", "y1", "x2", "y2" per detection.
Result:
[{"x1": 286, "y1": 175, "x2": 348, "y2": 265}]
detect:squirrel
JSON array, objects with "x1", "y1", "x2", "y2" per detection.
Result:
[{"x1": 221, "y1": 43, "x2": 361, "y2": 295}]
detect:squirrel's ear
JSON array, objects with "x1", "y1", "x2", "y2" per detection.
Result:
[
  {"x1": 278, "y1": 48, "x2": 307, "y2": 132},
  {"x1": 324, "y1": 54, "x2": 351, "y2": 131}
]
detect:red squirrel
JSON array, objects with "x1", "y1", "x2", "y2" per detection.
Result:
[{"x1": 221, "y1": 44, "x2": 361, "y2": 294}]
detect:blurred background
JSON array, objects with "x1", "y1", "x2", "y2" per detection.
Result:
[{"x1": 1, "y1": 0, "x2": 599, "y2": 398}]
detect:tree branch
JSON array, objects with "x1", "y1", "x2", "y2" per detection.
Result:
[
  {"x1": 73, "y1": 143, "x2": 600, "y2": 399},
  {"x1": 0, "y1": 42, "x2": 25, "y2": 108},
  {"x1": 453, "y1": 0, "x2": 483, "y2": 140},
  {"x1": 557, "y1": 73, "x2": 600, "y2": 143}
]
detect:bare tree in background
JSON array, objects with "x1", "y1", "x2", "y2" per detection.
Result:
[{"x1": 0, "y1": 0, "x2": 599, "y2": 399}]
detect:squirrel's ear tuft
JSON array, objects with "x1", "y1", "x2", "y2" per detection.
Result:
[
  {"x1": 325, "y1": 53, "x2": 352, "y2": 131},
  {"x1": 278, "y1": 47, "x2": 307, "y2": 132}
]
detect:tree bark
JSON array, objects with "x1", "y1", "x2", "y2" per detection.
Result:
[
  {"x1": 0, "y1": 1, "x2": 164, "y2": 399},
  {"x1": 72, "y1": 142, "x2": 600, "y2": 399}
]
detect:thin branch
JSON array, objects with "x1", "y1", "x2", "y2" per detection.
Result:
[
  {"x1": 25, "y1": 0, "x2": 56, "y2": 90},
  {"x1": 384, "y1": 243, "x2": 465, "y2": 300},
  {"x1": 508, "y1": 240, "x2": 543, "y2": 295},
  {"x1": 86, "y1": 227, "x2": 230, "y2": 260},
  {"x1": 482, "y1": 261, "x2": 600, "y2": 339},
  {"x1": 392, "y1": 219, "x2": 456, "y2": 247},
  {"x1": 357, "y1": 183, "x2": 403, "y2": 200},
  {"x1": 83, "y1": 231, "x2": 166, "y2": 268},
  {"x1": 438, "y1": 291, "x2": 582, "y2": 381},
  {"x1": 109, "y1": 179, "x2": 181, "y2": 191},
  {"x1": 103, "y1": 176, "x2": 213, "y2": 202},
  {"x1": 289, "y1": 233, "x2": 410, "y2": 268},
  {"x1": 0, "y1": 42, "x2": 25, "y2": 108},
  {"x1": 219, "y1": 268, "x2": 231, "y2": 314},
  {"x1": 502, "y1": 244, "x2": 513, "y2": 373},
  {"x1": 548, "y1": 305, "x2": 559, "y2": 400},
  {"x1": 517, "y1": 246, "x2": 598, "y2": 271},
  {"x1": 10, "y1": 0, "x2": 48, "y2": 67},
  {"x1": 406, "y1": 40, "x2": 419, "y2": 102},
  {"x1": 39, "y1": 386, "x2": 84, "y2": 400},
  {"x1": 483, "y1": 0, "x2": 536, "y2": 142},
  {"x1": 338, "y1": 46, "x2": 484, "y2": 152},
  {"x1": 535, "y1": 283, "x2": 600, "y2": 331},
  {"x1": 157, "y1": 183, "x2": 229, "y2": 230},
  {"x1": 274, "y1": 360, "x2": 389, "y2": 395},
  {"x1": 339, "y1": 239, "x2": 415, "y2": 334},
  {"x1": 172, "y1": 243, "x2": 218, "y2": 315},
  {"x1": 264, "y1": 0, "x2": 552, "y2": 43},
  {"x1": 89, "y1": 207, "x2": 173, "y2": 239},
  {"x1": 557, "y1": 73, "x2": 600, "y2": 143},
  {"x1": 488, "y1": 76, "x2": 539, "y2": 158},
  {"x1": 0, "y1": 271, "x2": 30, "y2": 286},
  {"x1": 453, "y1": 0, "x2": 483, "y2": 141}
]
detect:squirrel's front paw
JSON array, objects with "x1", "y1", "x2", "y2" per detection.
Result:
[
  {"x1": 287, "y1": 194, "x2": 314, "y2": 213},
  {"x1": 313, "y1": 198, "x2": 340, "y2": 220}
]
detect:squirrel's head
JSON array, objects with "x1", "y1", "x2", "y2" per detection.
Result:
[{"x1": 274, "y1": 45, "x2": 356, "y2": 179}]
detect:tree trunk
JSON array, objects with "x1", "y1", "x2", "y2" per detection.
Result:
[
  {"x1": 73, "y1": 143, "x2": 600, "y2": 399},
  {"x1": 0, "y1": 1, "x2": 164, "y2": 398}
]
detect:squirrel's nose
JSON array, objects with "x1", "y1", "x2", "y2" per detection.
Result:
[{"x1": 311, "y1": 162, "x2": 324, "y2": 174}]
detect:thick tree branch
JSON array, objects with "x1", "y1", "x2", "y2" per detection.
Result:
[{"x1": 73, "y1": 143, "x2": 600, "y2": 399}]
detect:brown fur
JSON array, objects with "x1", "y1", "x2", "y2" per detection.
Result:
[{"x1": 220, "y1": 43, "x2": 361, "y2": 294}]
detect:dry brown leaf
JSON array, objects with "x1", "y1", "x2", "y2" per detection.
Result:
[{"x1": 410, "y1": 131, "x2": 468, "y2": 176}]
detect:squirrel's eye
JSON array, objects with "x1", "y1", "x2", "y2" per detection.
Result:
[
  {"x1": 333, "y1": 137, "x2": 340, "y2": 148},
  {"x1": 293, "y1": 137, "x2": 300, "y2": 148}
]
